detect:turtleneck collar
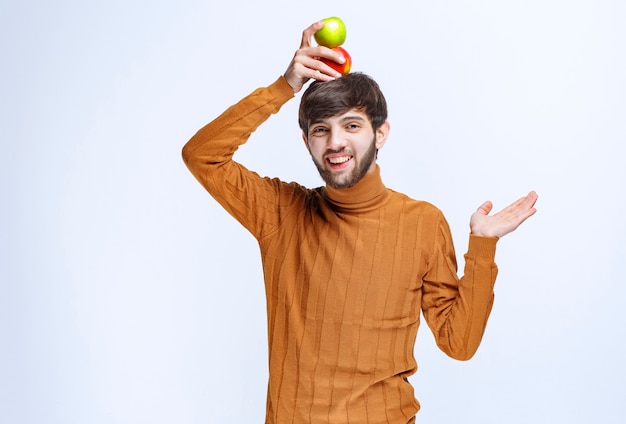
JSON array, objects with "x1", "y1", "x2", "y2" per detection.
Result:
[{"x1": 321, "y1": 165, "x2": 391, "y2": 213}]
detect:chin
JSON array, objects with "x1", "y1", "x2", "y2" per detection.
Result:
[
  {"x1": 327, "y1": 181, "x2": 354, "y2": 189},
  {"x1": 324, "y1": 173, "x2": 358, "y2": 189}
]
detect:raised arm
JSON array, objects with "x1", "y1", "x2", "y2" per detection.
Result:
[{"x1": 423, "y1": 192, "x2": 538, "y2": 360}]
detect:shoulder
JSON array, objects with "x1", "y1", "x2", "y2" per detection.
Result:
[
  {"x1": 388, "y1": 189, "x2": 444, "y2": 217},
  {"x1": 262, "y1": 176, "x2": 322, "y2": 207}
]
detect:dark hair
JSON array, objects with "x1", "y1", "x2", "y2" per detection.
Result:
[{"x1": 298, "y1": 72, "x2": 388, "y2": 135}]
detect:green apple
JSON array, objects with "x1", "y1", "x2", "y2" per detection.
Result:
[{"x1": 314, "y1": 17, "x2": 347, "y2": 48}]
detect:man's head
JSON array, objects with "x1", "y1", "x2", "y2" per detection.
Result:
[
  {"x1": 299, "y1": 73, "x2": 390, "y2": 189},
  {"x1": 298, "y1": 72, "x2": 388, "y2": 135}
]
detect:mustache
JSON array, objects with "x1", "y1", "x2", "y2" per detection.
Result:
[{"x1": 324, "y1": 148, "x2": 353, "y2": 156}]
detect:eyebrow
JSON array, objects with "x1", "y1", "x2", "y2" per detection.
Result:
[
  {"x1": 310, "y1": 115, "x2": 366, "y2": 125},
  {"x1": 340, "y1": 115, "x2": 366, "y2": 123}
]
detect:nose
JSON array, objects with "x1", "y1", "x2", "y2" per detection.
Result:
[{"x1": 326, "y1": 128, "x2": 347, "y2": 151}]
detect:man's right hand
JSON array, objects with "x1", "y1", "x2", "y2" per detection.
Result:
[{"x1": 283, "y1": 21, "x2": 346, "y2": 93}]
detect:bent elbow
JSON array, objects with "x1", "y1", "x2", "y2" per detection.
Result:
[
  {"x1": 446, "y1": 348, "x2": 478, "y2": 362},
  {"x1": 181, "y1": 142, "x2": 195, "y2": 168},
  {"x1": 437, "y1": 336, "x2": 482, "y2": 361}
]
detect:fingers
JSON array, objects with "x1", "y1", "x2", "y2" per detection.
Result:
[
  {"x1": 300, "y1": 21, "x2": 325, "y2": 48},
  {"x1": 510, "y1": 191, "x2": 538, "y2": 210},
  {"x1": 286, "y1": 52, "x2": 339, "y2": 87},
  {"x1": 498, "y1": 191, "x2": 539, "y2": 228},
  {"x1": 508, "y1": 191, "x2": 539, "y2": 219},
  {"x1": 299, "y1": 49, "x2": 343, "y2": 77},
  {"x1": 522, "y1": 191, "x2": 539, "y2": 214},
  {"x1": 524, "y1": 190, "x2": 539, "y2": 210},
  {"x1": 481, "y1": 192, "x2": 538, "y2": 217},
  {"x1": 284, "y1": 25, "x2": 343, "y2": 92}
]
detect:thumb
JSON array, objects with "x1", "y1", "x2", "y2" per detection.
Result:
[{"x1": 477, "y1": 200, "x2": 493, "y2": 215}]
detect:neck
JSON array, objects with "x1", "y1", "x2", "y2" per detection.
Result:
[{"x1": 322, "y1": 165, "x2": 390, "y2": 213}]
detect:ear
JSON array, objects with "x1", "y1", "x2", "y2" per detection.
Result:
[
  {"x1": 302, "y1": 132, "x2": 311, "y2": 153},
  {"x1": 375, "y1": 120, "x2": 390, "y2": 150}
]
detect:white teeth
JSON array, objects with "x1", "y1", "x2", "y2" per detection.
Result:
[{"x1": 328, "y1": 156, "x2": 351, "y2": 164}]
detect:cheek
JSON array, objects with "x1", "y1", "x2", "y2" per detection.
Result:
[{"x1": 307, "y1": 140, "x2": 324, "y2": 157}]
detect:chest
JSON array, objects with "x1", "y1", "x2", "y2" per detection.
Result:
[{"x1": 261, "y1": 206, "x2": 434, "y2": 324}]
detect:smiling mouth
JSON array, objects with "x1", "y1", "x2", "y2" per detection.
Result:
[{"x1": 327, "y1": 155, "x2": 352, "y2": 165}]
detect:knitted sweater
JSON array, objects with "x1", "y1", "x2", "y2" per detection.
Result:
[{"x1": 182, "y1": 76, "x2": 498, "y2": 424}]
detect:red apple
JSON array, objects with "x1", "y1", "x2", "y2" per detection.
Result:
[
  {"x1": 314, "y1": 17, "x2": 347, "y2": 48},
  {"x1": 321, "y1": 46, "x2": 352, "y2": 75}
]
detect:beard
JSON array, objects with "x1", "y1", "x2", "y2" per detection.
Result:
[{"x1": 311, "y1": 136, "x2": 378, "y2": 189}]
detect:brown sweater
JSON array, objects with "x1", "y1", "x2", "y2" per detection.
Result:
[{"x1": 182, "y1": 76, "x2": 498, "y2": 423}]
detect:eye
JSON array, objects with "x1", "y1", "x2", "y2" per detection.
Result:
[{"x1": 310, "y1": 126, "x2": 328, "y2": 136}]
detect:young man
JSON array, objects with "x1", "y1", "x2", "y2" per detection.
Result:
[{"x1": 182, "y1": 21, "x2": 538, "y2": 424}]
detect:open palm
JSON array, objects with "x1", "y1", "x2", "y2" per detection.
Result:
[{"x1": 470, "y1": 191, "x2": 539, "y2": 238}]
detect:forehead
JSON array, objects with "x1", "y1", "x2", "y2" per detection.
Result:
[{"x1": 310, "y1": 108, "x2": 369, "y2": 125}]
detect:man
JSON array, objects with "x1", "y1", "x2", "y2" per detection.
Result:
[{"x1": 182, "y1": 20, "x2": 538, "y2": 424}]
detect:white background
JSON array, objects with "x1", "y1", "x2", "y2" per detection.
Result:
[{"x1": 2, "y1": 0, "x2": 625, "y2": 423}]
